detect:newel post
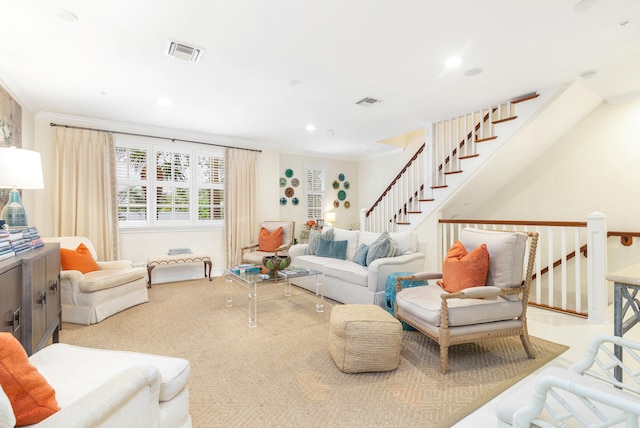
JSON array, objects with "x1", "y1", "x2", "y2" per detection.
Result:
[
  {"x1": 586, "y1": 211, "x2": 607, "y2": 323},
  {"x1": 359, "y1": 208, "x2": 366, "y2": 232}
]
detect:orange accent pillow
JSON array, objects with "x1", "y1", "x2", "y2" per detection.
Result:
[
  {"x1": 258, "y1": 227, "x2": 283, "y2": 252},
  {"x1": 60, "y1": 243, "x2": 100, "y2": 274},
  {"x1": 0, "y1": 333, "x2": 60, "y2": 425},
  {"x1": 437, "y1": 241, "x2": 490, "y2": 293}
]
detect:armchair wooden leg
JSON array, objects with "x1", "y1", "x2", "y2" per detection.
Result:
[
  {"x1": 520, "y1": 333, "x2": 536, "y2": 359},
  {"x1": 440, "y1": 345, "x2": 449, "y2": 374}
]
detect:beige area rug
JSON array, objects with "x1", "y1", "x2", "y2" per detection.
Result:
[{"x1": 59, "y1": 278, "x2": 568, "y2": 427}]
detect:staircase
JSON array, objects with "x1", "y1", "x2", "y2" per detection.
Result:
[{"x1": 363, "y1": 93, "x2": 540, "y2": 232}]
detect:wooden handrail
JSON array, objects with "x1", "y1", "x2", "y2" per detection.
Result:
[
  {"x1": 439, "y1": 219, "x2": 588, "y2": 228},
  {"x1": 365, "y1": 143, "x2": 425, "y2": 217},
  {"x1": 607, "y1": 231, "x2": 640, "y2": 246}
]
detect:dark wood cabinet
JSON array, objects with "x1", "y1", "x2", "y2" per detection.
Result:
[{"x1": 0, "y1": 243, "x2": 60, "y2": 355}]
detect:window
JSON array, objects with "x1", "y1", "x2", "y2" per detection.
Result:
[
  {"x1": 116, "y1": 138, "x2": 224, "y2": 228},
  {"x1": 305, "y1": 166, "x2": 325, "y2": 220}
]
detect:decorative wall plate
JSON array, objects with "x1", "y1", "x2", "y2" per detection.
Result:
[
  {"x1": 285, "y1": 169, "x2": 294, "y2": 178},
  {"x1": 344, "y1": 201, "x2": 350, "y2": 208},
  {"x1": 280, "y1": 197, "x2": 287, "y2": 206},
  {"x1": 291, "y1": 178, "x2": 299, "y2": 187},
  {"x1": 332, "y1": 180, "x2": 339, "y2": 189},
  {"x1": 285, "y1": 187, "x2": 294, "y2": 197},
  {"x1": 338, "y1": 173, "x2": 345, "y2": 181},
  {"x1": 292, "y1": 197, "x2": 299, "y2": 206},
  {"x1": 333, "y1": 200, "x2": 339, "y2": 208},
  {"x1": 279, "y1": 177, "x2": 287, "y2": 187},
  {"x1": 337, "y1": 190, "x2": 346, "y2": 201},
  {"x1": 344, "y1": 181, "x2": 350, "y2": 189}
]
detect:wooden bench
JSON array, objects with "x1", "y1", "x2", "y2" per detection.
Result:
[{"x1": 147, "y1": 254, "x2": 212, "y2": 287}]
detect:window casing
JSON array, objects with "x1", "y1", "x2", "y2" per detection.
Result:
[{"x1": 116, "y1": 138, "x2": 224, "y2": 228}]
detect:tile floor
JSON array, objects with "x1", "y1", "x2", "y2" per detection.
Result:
[{"x1": 453, "y1": 304, "x2": 640, "y2": 427}]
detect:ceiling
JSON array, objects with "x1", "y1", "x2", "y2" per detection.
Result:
[{"x1": 0, "y1": 0, "x2": 639, "y2": 160}]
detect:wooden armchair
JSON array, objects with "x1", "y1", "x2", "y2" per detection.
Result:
[
  {"x1": 241, "y1": 221, "x2": 295, "y2": 265},
  {"x1": 395, "y1": 228, "x2": 538, "y2": 373}
]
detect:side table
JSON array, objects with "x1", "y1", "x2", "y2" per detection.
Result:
[
  {"x1": 384, "y1": 272, "x2": 428, "y2": 331},
  {"x1": 606, "y1": 263, "x2": 640, "y2": 382}
]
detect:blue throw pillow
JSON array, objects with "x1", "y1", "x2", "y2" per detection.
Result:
[
  {"x1": 353, "y1": 243, "x2": 369, "y2": 266},
  {"x1": 366, "y1": 232, "x2": 397, "y2": 265},
  {"x1": 316, "y1": 238, "x2": 348, "y2": 260},
  {"x1": 306, "y1": 228, "x2": 334, "y2": 255}
]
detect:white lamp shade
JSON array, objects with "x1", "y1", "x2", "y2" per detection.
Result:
[
  {"x1": 325, "y1": 212, "x2": 336, "y2": 223},
  {"x1": 0, "y1": 146, "x2": 44, "y2": 189}
]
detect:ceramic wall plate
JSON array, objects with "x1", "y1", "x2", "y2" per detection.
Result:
[
  {"x1": 333, "y1": 200, "x2": 339, "y2": 208},
  {"x1": 337, "y1": 190, "x2": 346, "y2": 201},
  {"x1": 338, "y1": 173, "x2": 345, "y2": 181},
  {"x1": 332, "y1": 180, "x2": 339, "y2": 189},
  {"x1": 292, "y1": 197, "x2": 299, "y2": 206},
  {"x1": 280, "y1": 177, "x2": 287, "y2": 187},
  {"x1": 280, "y1": 197, "x2": 287, "y2": 206},
  {"x1": 344, "y1": 181, "x2": 350, "y2": 189},
  {"x1": 344, "y1": 201, "x2": 350, "y2": 208},
  {"x1": 291, "y1": 178, "x2": 299, "y2": 187},
  {"x1": 285, "y1": 169, "x2": 294, "y2": 178},
  {"x1": 285, "y1": 187, "x2": 294, "y2": 197}
]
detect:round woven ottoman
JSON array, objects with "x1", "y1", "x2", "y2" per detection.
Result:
[{"x1": 329, "y1": 304, "x2": 402, "y2": 373}]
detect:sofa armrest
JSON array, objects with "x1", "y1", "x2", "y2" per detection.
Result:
[
  {"x1": 367, "y1": 252, "x2": 426, "y2": 293},
  {"x1": 288, "y1": 244, "x2": 308, "y2": 259},
  {"x1": 35, "y1": 366, "x2": 161, "y2": 427},
  {"x1": 97, "y1": 260, "x2": 133, "y2": 270}
]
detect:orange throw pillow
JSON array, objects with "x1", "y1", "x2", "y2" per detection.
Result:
[
  {"x1": 258, "y1": 227, "x2": 283, "y2": 252},
  {"x1": 437, "y1": 241, "x2": 490, "y2": 293},
  {"x1": 60, "y1": 243, "x2": 100, "y2": 274},
  {"x1": 0, "y1": 333, "x2": 60, "y2": 425}
]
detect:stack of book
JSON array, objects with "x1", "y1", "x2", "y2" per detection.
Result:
[
  {"x1": 0, "y1": 230, "x2": 15, "y2": 261},
  {"x1": 27, "y1": 226, "x2": 44, "y2": 249},
  {"x1": 5, "y1": 226, "x2": 32, "y2": 255}
]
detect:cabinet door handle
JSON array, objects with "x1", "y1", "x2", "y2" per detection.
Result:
[
  {"x1": 11, "y1": 307, "x2": 20, "y2": 332},
  {"x1": 37, "y1": 290, "x2": 47, "y2": 308},
  {"x1": 49, "y1": 280, "x2": 58, "y2": 293}
]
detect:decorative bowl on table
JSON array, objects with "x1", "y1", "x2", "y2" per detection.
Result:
[{"x1": 262, "y1": 255, "x2": 291, "y2": 272}]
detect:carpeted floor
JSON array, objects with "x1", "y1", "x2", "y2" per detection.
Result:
[{"x1": 59, "y1": 277, "x2": 568, "y2": 427}]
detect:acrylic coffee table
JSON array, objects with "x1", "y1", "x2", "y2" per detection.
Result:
[{"x1": 225, "y1": 267, "x2": 324, "y2": 328}]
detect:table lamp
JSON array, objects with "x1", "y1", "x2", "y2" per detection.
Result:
[
  {"x1": 325, "y1": 212, "x2": 336, "y2": 226},
  {"x1": 0, "y1": 146, "x2": 44, "y2": 227}
]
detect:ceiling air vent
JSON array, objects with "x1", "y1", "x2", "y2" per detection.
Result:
[
  {"x1": 167, "y1": 41, "x2": 204, "y2": 63},
  {"x1": 355, "y1": 97, "x2": 382, "y2": 107}
]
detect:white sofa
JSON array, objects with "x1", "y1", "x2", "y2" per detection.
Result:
[
  {"x1": 43, "y1": 236, "x2": 149, "y2": 325},
  {"x1": 288, "y1": 227, "x2": 425, "y2": 306},
  {"x1": 0, "y1": 342, "x2": 192, "y2": 428}
]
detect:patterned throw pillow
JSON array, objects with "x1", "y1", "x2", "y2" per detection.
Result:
[
  {"x1": 366, "y1": 232, "x2": 397, "y2": 265},
  {"x1": 437, "y1": 241, "x2": 490, "y2": 293},
  {"x1": 305, "y1": 228, "x2": 334, "y2": 255}
]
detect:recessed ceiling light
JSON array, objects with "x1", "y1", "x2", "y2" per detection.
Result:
[
  {"x1": 573, "y1": 0, "x2": 598, "y2": 12},
  {"x1": 156, "y1": 97, "x2": 172, "y2": 106},
  {"x1": 445, "y1": 56, "x2": 462, "y2": 69},
  {"x1": 288, "y1": 80, "x2": 301, "y2": 87},
  {"x1": 56, "y1": 9, "x2": 79, "y2": 23},
  {"x1": 464, "y1": 68, "x2": 483, "y2": 76},
  {"x1": 305, "y1": 124, "x2": 316, "y2": 132}
]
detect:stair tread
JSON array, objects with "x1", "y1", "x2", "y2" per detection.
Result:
[
  {"x1": 492, "y1": 116, "x2": 517, "y2": 124},
  {"x1": 444, "y1": 170, "x2": 463, "y2": 175},
  {"x1": 431, "y1": 185, "x2": 448, "y2": 189},
  {"x1": 418, "y1": 198, "x2": 434, "y2": 202},
  {"x1": 459, "y1": 154, "x2": 479, "y2": 160},
  {"x1": 512, "y1": 93, "x2": 539, "y2": 104},
  {"x1": 475, "y1": 136, "x2": 497, "y2": 142}
]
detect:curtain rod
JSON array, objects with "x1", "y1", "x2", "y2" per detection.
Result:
[{"x1": 49, "y1": 122, "x2": 262, "y2": 153}]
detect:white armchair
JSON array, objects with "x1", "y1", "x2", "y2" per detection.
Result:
[
  {"x1": 43, "y1": 236, "x2": 148, "y2": 325},
  {"x1": 496, "y1": 334, "x2": 640, "y2": 427}
]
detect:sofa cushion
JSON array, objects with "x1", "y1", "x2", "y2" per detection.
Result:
[
  {"x1": 0, "y1": 380, "x2": 16, "y2": 428},
  {"x1": 367, "y1": 232, "x2": 397, "y2": 265},
  {"x1": 79, "y1": 267, "x2": 146, "y2": 293},
  {"x1": 306, "y1": 228, "x2": 334, "y2": 255},
  {"x1": 438, "y1": 241, "x2": 489, "y2": 293},
  {"x1": 258, "y1": 226, "x2": 282, "y2": 252},
  {"x1": 316, "y1": 238, "x2": 348, "y2": 260},
  {"x1": 322, "y1": 260, "x2": 368, "y2": 287},
  {"x1": 0, "y1": 333, "x2": 60, "y2": 425},
  {"x1": 390, "y1": 230, "x2": 415, "y2": 255},
  {"x1": 60, "y1": 243, "x2": 100, "y2": 274},
  {"x1": 396, "y1": 285, "x2": 522, "y2": 327},
  {"x1": 358, "y1": 231, "x2": 380, "y2": 247},
  {"x1": 353, "y1": 244, "x2": 369, "y2": 266},
  {"x1": 293, "y1": 255, "x2": 337, "y2": 273},
  {"x1": 332, "y1": 228, "x2": 360, "y2": 260}
]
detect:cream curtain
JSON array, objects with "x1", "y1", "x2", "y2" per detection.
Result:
[
  {"x1": 53, "y1": 127, "x2": 119, "y2": 260},
  {"x1": 224, "y1": 148, "x2": 258, "y2": 267}
]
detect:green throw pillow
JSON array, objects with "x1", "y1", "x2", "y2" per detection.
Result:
[
  {"x1": 305, "y1": 228, "x2": 334, "y2": 255},
  {"x1": 366, "y1": 232, "x2": 397, "y2": 265},
  {"x1": 353, "y1": 243, "x2": 369, "y2": 266},
  {"x1": 316, "y1": 238, "x2": 348, "y2": 260}
]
